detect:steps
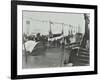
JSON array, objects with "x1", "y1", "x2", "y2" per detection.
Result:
[
  {"x1": 75, "y1": 48, "x2": 89, "y2": 66},
  {"x1": 69, "y1": 48, "x2": 89, "y2": 66}
]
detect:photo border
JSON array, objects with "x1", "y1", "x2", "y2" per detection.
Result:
[{"x1": 11, "y1": 0, "x2": 98, "y2": 79}]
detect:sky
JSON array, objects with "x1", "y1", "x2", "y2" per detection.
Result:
[{"x1": 23, "y1": 10, "x2": 85, "y2": 35}]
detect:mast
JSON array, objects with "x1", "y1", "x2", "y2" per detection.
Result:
[
  {"x1": 62, "y1": 23, "x2": 64, "y2": 35},
  {"x1": 49, "y1": 21, "x2": 53, "y2": 38},
  {"x1": 81, "y1": 14, "x2": 90, "y2": 48}
]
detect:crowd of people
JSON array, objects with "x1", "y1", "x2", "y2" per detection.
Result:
[
  {"x1": 23, "y1": 32, "x2": 83, "y2": 49},
  {"x1": 23, "y1": 33, "x2": 48, "y2": 43}
]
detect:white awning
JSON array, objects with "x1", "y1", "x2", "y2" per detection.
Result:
[
  {"x1": 48, "y1": 35, "x2": 63, "y2": 41},
  {"x1": 24, "y1": 40, "x2": 38, "y2": 53}
]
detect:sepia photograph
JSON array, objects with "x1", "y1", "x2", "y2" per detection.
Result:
[{"x1": 22, "y1": 11, "x2": 90, "y2": 69}]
